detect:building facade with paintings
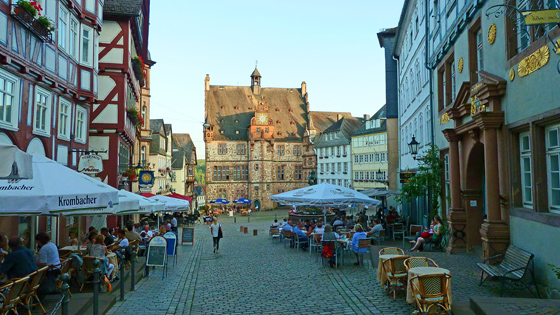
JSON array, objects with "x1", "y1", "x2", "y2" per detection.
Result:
[
  {"x1": 420, "y1": 0, "x2": 560, "y2": 294},
  {"x1": 0, "y1": 0, "x2": 103, "y2": 246},
  {"x1": 204, "y1": 68, "x2": 324, "y2": 209}
]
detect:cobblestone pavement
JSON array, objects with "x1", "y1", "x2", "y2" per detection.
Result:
[{"x1": 107, "y1": 210, "x2": 532, "y2": 315}]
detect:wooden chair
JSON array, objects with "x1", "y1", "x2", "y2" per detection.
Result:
[
  {"x1": 392, "y1": 223, "x2": 405, "y2": 241},
  {"x1": 57, "y1": 258, "x2": 73, "y2": 297},
  {"x1": 18, "y1": 266, "x2": 48, "y2": 314},
  {"x1": 382, "y1": 255, "x2": 409, "y2": 299},
  {"x1": 404, "y1": 257, "x2": 439, "y2": 271},
  {"x1": 282, "y1": 230, "x2": 293, "y2": 248},
  {"x1": 309, "y1": 233, "x2": 323, "y2": 255},
  {"x1": 379, "y1": 247, "x2": 405, "y2": 256},
  {"x1": 353, "y1": 238, "x2": 372, "y2": 267},
  {"x1": 129, "y1": 240, "x2": 140, "y2": 262},
  {"x1": 371, "y1": 230, "x2": 385, "y2": 245},
  {"x1": 269, "y1": 228, "x2": 280, "y2": 243},
  {"x1": 410, "y1": 273, "x2": 452, "y2": 314},
  {"x1": 0, "y1": 277, "x2": 29, "y2": 315},
  {"x1": 79, "y1": 256, "x2": 99, "y2": 292}
]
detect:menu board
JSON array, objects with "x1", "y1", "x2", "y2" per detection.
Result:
[
  {"x1": 182, "y1": 227, "x2": 194, "y2": 245},
  {"x1": 146, "y1": 236, "x2": 167, "y2": 267}
]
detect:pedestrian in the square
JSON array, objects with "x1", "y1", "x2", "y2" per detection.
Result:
[{"x1": 210, "y1": 217, "x2": 222, "y2": 254}]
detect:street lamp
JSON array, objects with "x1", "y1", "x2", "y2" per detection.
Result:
[{"x1": 408, "y1": 135, "x2": 423, "y2": 161}]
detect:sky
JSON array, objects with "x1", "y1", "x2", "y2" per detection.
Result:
[{"x1": 148, "y1": 0, "x2": 405, "y2": 156}]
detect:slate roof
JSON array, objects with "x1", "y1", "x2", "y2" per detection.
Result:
[
  {"x1": 164, "y1": 124, "x2": 172, "y2": 137},
  {"x1": 308, "y1": 111, "x2": 353, "y2": 133},
  {"x1": 173, "y1": 134, "x2": 196, "y2": 164},
  {"x1": 149, "y1": 119, "x2": 165, "y2": 154},
  {"x1": 251, "y1": 67, "x2": 261, "y2": 77},
  {"x1": 352, "y1": 105, "x2": 388, "y2": 137},
  {"x1": 150, "y1": 119, "x2": 164, "y2": 134},
  {"x1": 171, "y1": 150, "x2": 185, "y2": 170},
  {"x1": 194, "y1": 186, "x2": 205, "y2": 197},
  {"x1": 104, "y1": 0, "x2": 143, "y2": 16},
  {"x1": 315, "y1": 116, "x2": 364, "y2": 148},
  {"x1": 205, "y1": 86, "x2": 308, "y2": 141}
]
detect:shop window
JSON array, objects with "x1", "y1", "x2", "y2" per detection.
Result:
[
  {"x1": 546, "y1": 124, "x2": 560, "y2": 213},
  {"x1": 519, "y1": 132, "x2": 533, "y2": 208}
]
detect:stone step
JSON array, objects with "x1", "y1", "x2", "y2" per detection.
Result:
[{"x1": 470, "y1": 296, "x2": 560, "y2": 315}]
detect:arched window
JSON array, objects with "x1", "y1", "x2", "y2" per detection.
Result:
[
  {"x1": 418, "y1": 114, "x2": 424, "y2": 145},
  {"x1": 426, "y1": 107, "x2": 431, "y2": 144},
  {"x1": 405, "y1": 126, "x2": 409, "y2": 153},
  {"x1": 411, "y1": 70, "x2": 415, "y2": 97},
  {"x1": 413, "y1": 119, "x2": 417, "y2": 143},
  {"x1": 142, "y1": 106, "x2": 147, "y2": 127},
  {"x1": 416, "y1": 61, "x2": 421, "y2": 91}
]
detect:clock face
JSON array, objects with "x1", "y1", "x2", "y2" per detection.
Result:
[
  {"x1": 141, "y1": 173, "x2": 153, "y2": 182},
  {"x1": 257, "y1": 113, "x2": 268, "y2": 125}
]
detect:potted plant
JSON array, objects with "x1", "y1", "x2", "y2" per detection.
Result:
[
  {"x1": 318, "y1": 156, "x2": 323, "y2": 159},
  {"x1": 123, "y1": 169, "x2": 137, "y2": 181},
  {"x1": 131, "y1": 56, "x2": 146, "y2": 85},
  {"x1": 36, "y1": 15, "x2": 54, "y2": 31},
  {"x1": 15, "y1": 0, "x2": 40, "y2": 16}
]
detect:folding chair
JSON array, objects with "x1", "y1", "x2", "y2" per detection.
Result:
[
  {"x1": 321, "y1": 241, "x2": 339, "y2": 268},
  {"x1": 353, "y1": 238, "x2": 372, "y2": 267},
  {"x1": 309, "y1": 233, "x2": 323, "y2": 255}
]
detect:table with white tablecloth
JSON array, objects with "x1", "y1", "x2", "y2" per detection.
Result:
[{"x1": 377, "y1": 254, "x2": 401, "y2": 285}]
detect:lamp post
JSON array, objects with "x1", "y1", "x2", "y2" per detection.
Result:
[{"x1": 408, "y1": 135, "x2": 424, "y2": 161}]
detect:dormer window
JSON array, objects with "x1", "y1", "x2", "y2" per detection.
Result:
[
  {"x1": 235, "y1": 130, "x2": 239, "y2": 134},
  {"x1": 277, "y1": 120, "x2": 281, "y2": 124},
  {"x1": 290, "y1": 121, "x2": 295, "y2": 125},
  {"x1": 289, "y1": 108, "x2": 293, "y2": 112},
  {"x1": 234, "y1": 106, "x2": 239, "y2": 110},
  {"x1": 276, "y1": 108, "x2": 280, "y2": 112},
  {"x1": 220, "y1": 130, "x2": 224, "y2": 134},
  {"x1": 221, "y1": 105, "x2": 225, "y2": 109},
  {"x1": 292, "y1": 132, "x2": 296, "y2": 136},
  {"x1": 235, "y1": 119, "x2": 239, "y2": 123},
  {"x1": 248, "y1": 107, "x2": 253, "y2": 110},
  {"x1": 220, "y1": 119, "x2": 225, "y2": 123}
]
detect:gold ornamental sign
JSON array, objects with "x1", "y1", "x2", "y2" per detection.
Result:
[
  {"x1": 518, "y1": 45, "x2": 550, "y2": 77},
  {"x1": 522, "y1": 9, "x2": 560, "y2": 25}
]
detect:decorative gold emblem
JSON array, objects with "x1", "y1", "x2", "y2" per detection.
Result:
[
  {"x1": 509, "y1": 69, "x2": 515, "y2": 81},
  {"x1": 141, "y1": 172, "x2": 152, "y2": 182},
  {"x1": 458, "y1": 57, "x2": 464, "y2": 73},
  {"x1": 518, "y1": 45, "x2": 550, "y2": 77},
  {"x1": 439, "y1": 113, "x2": 450, "y2": 125},
  {"x1": 488, "y1": 24, "x2": 497, "y2": 45},
  {"x1": 470, "y1": 95, "x2": 486, "y2": 116},
  {"x1": 556, "y1": 39, "x2": 560, "y2": 54}
]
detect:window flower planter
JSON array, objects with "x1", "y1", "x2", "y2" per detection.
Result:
[
  {"x1": 343, "y1": 172, "x2": 347, "y2": 174},
  {"x1": 11, "y1": 2, "x2": 53, "y2": 42},
  {"x1": 331, "y1": 172, "x2": 335, "y2": 175},
  {"x1": 342, "y1": 154, "x2": 347, "y2": 157},
  {"x1": 324, "y1": 156, "x2": 329, "y2": 159},
  {"x1": 131, "y1": 56, "x2": 147, "y2": 86},
  {"x1": 336, "y1": 155, "x2": 340, "y2": 157},
  {"x1": 319, "y1": 156, "x2": 323, "y2": 159}
]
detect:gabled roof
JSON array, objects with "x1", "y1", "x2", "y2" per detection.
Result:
[
  {"x1": 150, "y1": 119, "x2": 164, "y2": 134},
  {"x1": 173, "y1": 134, "x2": 196, "y2": 164},
  {"x1": 104, "y1": 0, "x2": 143, "y2": 16},
  {"x1": 251, "y1": 67, "x2": 261, "y2": 77},
  {"x1": 315, "y1": 116, "x2": 364, "y2": 148},
  {"x1": 205, "y1": 86, "x2": 307, "y2": 141},
  {"x1": 164, "y1": 124, "x2": 172, "y2": 135},
  {"x1": 171, "y1": 150, "x2": 185, "y2": 170},
  {"x1": 309, "y1": 111, "x2": 353, "y2": 133},
  {"x1": 353, "y1": 105, "x2": 388, "y2": 137}
]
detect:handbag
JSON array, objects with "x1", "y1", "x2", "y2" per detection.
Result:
[{"x1": 218, "y1": 225, "x2": 223, "y2": 239}]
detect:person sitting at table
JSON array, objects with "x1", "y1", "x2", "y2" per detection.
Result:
[
  {"x1": 271, "y1": 219, "x2": 279, "y2": 228},
  {"x1": 82, "y1": 226, "x2": 95, "y2": 243},
  {"x1": 158, "y1": 225, "x2": 167, "y2": 236},
  {"x1": 143, "y1": 225, "x2": 154, "y2": 239},
  {"x1": 292, "y1": 222, "x2": 309, "y2": 251},
  {"x1": 35, "y1": 232, "x2": 61, "y2": 295},
  {"x1": 367, "y1": 220, "x2": 384, "y2": 238},
  {"x1": 345, "y1": 216, "x2": 355, "y2": 229},
  {"x1": 125, "y1": 224, "x2": 142, "y2": 242},
  {"x1": 321, "y1": 225, "x2": 340, "y2": 267},
  {"x1": 84, "y1": 230, "x2": 98, "y2": 253},
  {"x1": 314, "y1": 222, "x2": 325, "y2": 235},
  {"x1": 100, "y1": 228, "x2": 115, "y2": 246},
  {"x1": 0, "y1": 234, "x2": 8, "y2": 262},
  {"x1": 280, "y1": 218, "x2": 288, "y2": 228},
  {"x1": 281, "y1": 220, "x2": 293, "y2": 232},
  {"x1": 115, "y1": 230, "x2": 129, "y2": 260},
  {"x1": 0, "y1": 236, "x2": 37, "y2": 280},
  {"x1": 90, "y1": 235, "x2": 115, "y2": 277},
  {"x1": 305, "y1": 220, "x2": 317, "y2": 237},
  {"x1": 351, "y1": 225, "x2": 368, "y2": 265},
  {"x1": 409, "y1": 215, "x2": 443, "y2": 252},
  {"x1": 332, "y1": 217, "x2": 344, "y2": 231}
]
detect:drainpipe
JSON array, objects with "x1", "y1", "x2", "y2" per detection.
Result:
[{"x1": 425, "y1": 0, "x2": 436, "y2": 223}]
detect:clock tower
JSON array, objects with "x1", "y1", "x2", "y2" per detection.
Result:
[{"x1": 249, "y1": 97, "x2": 274, "y2": 140}]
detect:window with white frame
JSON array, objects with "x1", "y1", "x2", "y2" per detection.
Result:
[
  {"x1": 69, "y1": 17, "x2": 79, "y2": 59},
  {"x1": 380, "y1": 152, "x2": 387, "y2": 162},
  {"x1": 75, "y1": 106, "x2": 87, "y2": 143},
  {"x1": 444, "y1": 153, "x2": 450, "y2": 213},
  {"x1": 546, "y1": 124, "x2": 560, "y2": 213},
  {"x1": 81, "y1": 24, "x2": 94, "y2": 66},
  {"x1": 33, "y1": 87, "x2": 51, "y2": 136},
  {"x1": 519, "y1": 132, "x2": 532, "y2": 208},
  {"x1": 0, "y1": 69, "x2": 20, "y2": 130},
  {"x1": 58, "y1": 99, "x2": 71, "y2": 140},
  {"x1": 58, "y1": 6, "x2": 69, "y2": 51}
]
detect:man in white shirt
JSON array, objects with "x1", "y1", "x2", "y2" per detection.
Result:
[
  {"x1": 35, "y1": 232, "x2": 60, "y2": 269},
  {"x1": 171, "y1": 216, "x2": 178, "y2": 233},
  {"x1": 143, "y1": 225, "x2": 154, "y2": 239}
]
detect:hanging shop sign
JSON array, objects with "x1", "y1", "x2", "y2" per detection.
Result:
[
  {"x1": 522, "y1": 9, "x2": 560, "y2": 25},
  {"x1": 78, "y1": 154, "x2": 103, "y2": 174},
  {"x1": 139, "y1": 170, "x2": 155, "y2": 187}
]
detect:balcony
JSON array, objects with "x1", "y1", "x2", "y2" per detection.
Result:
[
  {"x1": 124, "y1": 115, "x2": 137, "y2": 142},
  {"x1": 11, "y1": 4, "x2": 53, "y2": 42}
]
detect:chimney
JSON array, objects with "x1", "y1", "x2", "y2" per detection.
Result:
[
  {"x1": 364, "y1": 114, "x2": 370, "y2": 121},
  {"x1": 337, "y1": 114, "x2": 343, "y2": 121},
  {"x1": 205, "y1": 74, "x2": 210, "y2": 91},
  {"x1": 301, "y1": 81, "x2": 307, "y2": 97}
]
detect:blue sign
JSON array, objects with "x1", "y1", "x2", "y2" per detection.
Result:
[
  {"x1": 163, "y1": 232, "x2": 177, "y2": 257},
  {"x1": 139, "y1": 170, "x2": 155, "y2": 186}
]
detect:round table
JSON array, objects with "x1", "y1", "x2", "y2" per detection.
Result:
[
  {"x1": 377, "y1": 254, "x2": 402, "y2": 285},
  {"x1": 406, "y1": 266, "x2": 452, "y2": 304}
]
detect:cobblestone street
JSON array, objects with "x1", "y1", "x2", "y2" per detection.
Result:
[{"x1": 107, "y1": 210, "x2": 529, "y2": 315}]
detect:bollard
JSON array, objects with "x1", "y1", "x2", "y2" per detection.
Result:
[
  {"x1": 60, "y1": 273, "x2": 70, "y2": 315},
  {"x1": 248, "y1": 214, "x2": 250, "y2": 223},
  {"x1": 234, "y1": 216, "x2": 236, "y2": 223},
  {"x1": 93, "y1": 259, "x2": 100, "y2": 315},
  {"x1": 240, "y1": 226, "x2": 244, "y2": 232},
  {"x1": 275, "y1": 213, "x2": 277, "y2": 221},
  {"x1": 244, "y1": 227, "x2": 248, "y2": 234},
  {"x1": 120, "y1": 249, "x2": 125, "y2": 301},
  {"x1": 253, "y1": 229, "x2": 258, "y2": 236},
  {"x1": 130, "y1": 245, "x2": 136, "y2": 292}
]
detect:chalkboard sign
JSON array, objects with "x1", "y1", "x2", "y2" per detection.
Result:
[
  {"x1": 146, "y1": 236, "x2": 167, "y2": 267},
  {"x1": 182, "y1": 227, "x2": 194, "y2": 245},
  {"x1": 163, "y1": 232, "x2": 177, "y2": 256}
]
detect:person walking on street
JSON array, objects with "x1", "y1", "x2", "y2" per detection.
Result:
[{"x1": 210, "y1": 217, "x2": 222, "y2": 254}]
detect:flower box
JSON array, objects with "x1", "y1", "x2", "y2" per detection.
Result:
[
  {"x1": 319, "y1": 156, "x2": 323, "y2": 159},
  {"x1": 11, "y1": 2, "x2": 53, "y2": 42},
  {"x1": 331, "y1": 172, "x2": 335, "y2": 175},
  {"x1": 342, "y1": 154, "x2": 347, "y2": 157},
  {"x1": 324, "y1": 156, "x2": 329, "y2": 159},
  {"x1": 343, "y1": 172, "x2": 348, "y2": 174},
  {"x1": 336, "y1": 155, "x2": 340, "y2": 157}
]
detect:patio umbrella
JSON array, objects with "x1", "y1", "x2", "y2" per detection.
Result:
[
  {"x1": 148, "y1": 195, "x2": 190, "y2": 227},
  {"x1": 270, "y1": 182, "x2": 381, "y2": 223},
  {"x1": 166, "y1": 192, "x2": 193, "y2": 203},
  {"x1": 233, "y1": 198, "x2": 252, "y2": 204},
  {"x1": 0, "y1": 144, "x2": 33, "y2": 179},
  {"x1": 0, "y1": 146, "x2": 119, "y2": 216},
  {"x1": 117, "y1": 190, "x2": 165, "y2": 214}
]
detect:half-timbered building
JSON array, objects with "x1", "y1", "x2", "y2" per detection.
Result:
[
  {"x1": 90, "y1": 0, "x2": 150, "y2": 188},
  {"x1": 0, "y1": 0, "x2": 103, "y2": 245}
]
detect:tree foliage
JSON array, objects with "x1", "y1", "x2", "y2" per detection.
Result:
[
  {"x1": 195, "y1": 159, "x2": 205, "y2": 184},
  {"x1": 397, "y1": 145, "x2": 442, "y2": 217}
]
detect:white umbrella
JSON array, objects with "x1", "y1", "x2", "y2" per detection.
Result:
[
  {"x1": 115, "y1": 191, "x2": 141, "y2": 214},
  {"x1": 270, "y1": 182, "x2": 381, "y2": 207},
  {"x1": 148, "y1": 195, "x2": 190, "y2": 211},
  {"x1": 118, "y1": 190, "x2": 164, "y2": 214},
  {"x1": 0, "y1": 146, "x2": 118, "y2": 216}
]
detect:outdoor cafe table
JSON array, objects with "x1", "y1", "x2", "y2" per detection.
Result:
[
  {"x1": 60, "y1": 245, "x2": 88, "y2": 255},
  {"x1": 406, "y1": 266, "x2": 452, "y2": 304},
  {"x1": 377, "y1": 254, "x2": 401, "y2": 285},
  {"x1": 336, "y1": 238, "x2": 352, "y2": 264}
]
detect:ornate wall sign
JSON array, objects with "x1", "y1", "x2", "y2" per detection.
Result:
[
  {"x1": 556, "y1": 39, "x2": 560, "y2": 54},
  {"x1": 458, "y1": 57, "x2": 464, "y2": 73},
  {"x1": 470, "y1": 95, "x2": 486, "y2": 116},
  {"x1": 518, "y1": 45, "x2": 550, "y2": 77},
  {"x1": 488, "y1": 24, "x2": 497, "y2": 45},
  {"x1": 439, "y1": 113, "x2": 450, "y2": 125},
  {"x1": 509, "y1": 69, "x2": 515, "y2": 81}
]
